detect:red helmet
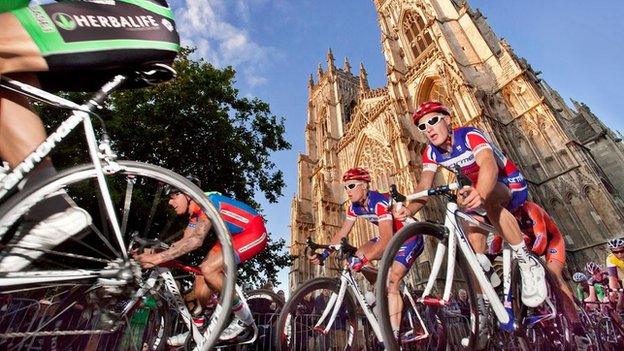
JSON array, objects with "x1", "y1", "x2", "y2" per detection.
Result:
[
  {"x1": 342, "y1": 167, "x2": 371, "y2": 182},
  {"x1": 412, "y1": 101, "x2": 450, "y2": 124}
]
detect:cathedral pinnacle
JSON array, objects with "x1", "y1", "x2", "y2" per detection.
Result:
[
  {"x1": 359, "y1": 62, "x2": 369, "y2": 89},
  {"x1": 327, "y1": 48, "x2": 335, "y2": 72},
  {"x1": 317, "y1": 63, "x2": 324, "y2": 79},
  {"x1": 308, "y1": 74, "x2": 315, "y2": 88}
]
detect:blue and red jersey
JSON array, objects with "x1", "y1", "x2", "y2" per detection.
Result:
[
  {"x1": 187, "y1": 192, "x2": 260, "y2": 235},
  {"x1": 346, "y1": 190, "x2": 403, "y2": 232},
  {"x1": 421, "y1": 126, "x2": 528, "y2": 210}
]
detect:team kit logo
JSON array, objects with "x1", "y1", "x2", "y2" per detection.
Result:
[{"x1": 51, "y1": 12, "x2": 161, "y2": 30}]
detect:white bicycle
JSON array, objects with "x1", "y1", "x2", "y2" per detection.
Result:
[
  {"x1": 275, "y1": 237, "x2": 429, "y2": 351},
  {"x1": 375, "y1": 174, "x2": 574, "y2": 351}
]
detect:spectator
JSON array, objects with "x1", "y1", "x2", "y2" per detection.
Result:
[
  {"x1": 457, "y1": 289, "x2": 471, "y2": 317},
  {"x1": 277, "y1": 289, "x2": 285, "y2": 300}
]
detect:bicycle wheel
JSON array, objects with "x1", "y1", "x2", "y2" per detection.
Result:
[
  {"x1": 246, "y1": 289, "x2": 284, "y2": 351},
  {"x1": 511, "y1": 256, "x2": 572, "y2": 351},
  {"x1": 375, "y1": 222, "x2": 479, "y2": 351},
  {"x1": 274, "y1": 277, "x2": 359, "y2": 351},
  {"x1": 375, "y1": 222, "x2": 479, "y2": 350},
  {"x1": 0, "y1": 160, "x2": 236, "y2": 351}
]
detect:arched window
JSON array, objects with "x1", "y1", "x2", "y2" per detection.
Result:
[
  {"x1": 344, "y1": 100, "x2": 356, "y2": 125},
  {"x1": 403, "y1": 11, "x2": 433, "y2": 60}
]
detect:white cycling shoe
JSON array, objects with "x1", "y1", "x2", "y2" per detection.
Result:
[
  {"x1": 0, "y1": 207, "x2": 91, "y2": 272},
  {"x1": 218, "y1": 316, "x2": 256, "y2": 342},
  {"x1": 518, "y1": 255, "x2": 548, "y2": 307},
  {"x1": 167, "y1": 331, "x2": 189, "y2": 347}
]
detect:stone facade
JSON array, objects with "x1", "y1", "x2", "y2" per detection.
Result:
[{"x1": 289, "y1": 0, "x2": 624, "y2": 293}]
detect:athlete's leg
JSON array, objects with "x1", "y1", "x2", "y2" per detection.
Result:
[
  {"x1": 387, "y1": 261, "x2": 407, "y2": 339},
  {"x1": 0, "y1": 13, "x2": 48, "y2": 74}
]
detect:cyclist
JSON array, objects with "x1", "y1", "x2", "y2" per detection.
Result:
[
  {"x1": 308, "y1": 167, "x2": 424, "y2": 341},
  {"x1": 0, "y1": 0, "x2": 180, "y2": 271},
  {"x1": 396, "y1": 101, "x2": 547, "y2": 306},
  {"x1": 605, "y1": 238, "x2": 624, "y2": 310},
  {"x1": 584, "y1": 262, "x2": 609, "y2": 309},
  {"x1": 134, "y1": 177, "x2": 268, "y2": 345}
]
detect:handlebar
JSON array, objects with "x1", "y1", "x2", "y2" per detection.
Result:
[
  {"x1": 305, "y1": 237, "x2": 357, "y2": 266},
  {"x1": 389, "y1": 165, "x2": 471, "y2": 204},
  {"x1": 128, "y1": 231, "x2": 170, "y2": 254}
]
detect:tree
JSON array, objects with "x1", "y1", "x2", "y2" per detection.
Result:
[{"x1": 39, "y1": 47, "x2": 292, "y2": 289}]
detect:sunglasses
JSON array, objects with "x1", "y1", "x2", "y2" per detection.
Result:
[
  {"x1": 344, "y1": 183, "x2": 362, "y2": 191},
  {"x1": 613, "y1": 250, "x2": 624, "y2": 255},
  {"x1": 417, "y1": 115, "x2": 444, "y2": 131}
]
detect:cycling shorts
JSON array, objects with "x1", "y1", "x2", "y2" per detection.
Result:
[
  {"x1": 9, "y1": 0, "x2": 179, "y2": 91},
  {"x1": 209, "y1": 215, "x2": 268, "y2": 265},
  {"x1": 394, "y1": 234, "x2": 424, "y2": 269},
  {"x1": 500, "y1": 172, "x2": 528, "y2": 211}
]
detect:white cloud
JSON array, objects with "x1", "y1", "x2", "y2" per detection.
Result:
[{"x1": 173, "y1": 0, "x2": 273, "y2": 86}]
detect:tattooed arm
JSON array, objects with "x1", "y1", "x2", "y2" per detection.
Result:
[
  {"x1": 159, "y1": 217, "x2": 212, "y2": 261},
  {"x1": 134, "y1": 216, "x2": 212, "y2": 268}
]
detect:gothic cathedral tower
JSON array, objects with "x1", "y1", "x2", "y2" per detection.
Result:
[{"x1": 289, "y1": 0, "x2": 624, "y2": 292}]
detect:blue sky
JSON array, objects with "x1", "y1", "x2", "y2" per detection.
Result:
[{"x1": 171, "y1": 0, "x2": 624, "y2": 292}]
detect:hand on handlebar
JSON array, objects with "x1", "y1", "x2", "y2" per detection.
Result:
[
  {"x1": 308, "y1": 249, "x2": 330, "y2": 266},
  {"x1": 458, "y1": 186, "x2": 483, "y2": 210},
  {"x1": 348, "y1": 255, "x2": 369, "y2": 272},
  {"x1": 393, "y1": 206, "x2": 412, "y2": 221},
  {"x1": 133, "y1": 252, "x2": 164, "y2": 269}
]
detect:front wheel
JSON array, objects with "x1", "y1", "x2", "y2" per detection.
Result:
[
  {"x1": 0, "y1": 160, "x2": 236, "y2": 351},
  {"x1": 375, "y1": 222, "x2": 479, "y2": 351}
]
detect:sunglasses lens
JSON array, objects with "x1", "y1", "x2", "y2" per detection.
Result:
[
  {"x1": 417, "y1": 123, "x2": 427, "y2": 131},
  {"x1": 428, "y1": 116, "x2": 440, "y2": 125}
]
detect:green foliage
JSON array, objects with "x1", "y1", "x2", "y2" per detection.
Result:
[{"x1": 38, "y1": 47, "x2": 292, "y2": 289}]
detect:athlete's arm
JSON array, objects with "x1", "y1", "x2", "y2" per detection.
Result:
[
  {"x1": 365, "y1": 219, "x2": 393, "y2": 261},
  {"x1": 460, "y1": 148, "x2": 497, "y2": 209},
  {"x1": 135, "y1": 216, "x2": 212, "y2": 268},
  {"x1": 309, "y1": 219, "x2": 355, "y2": 265}
]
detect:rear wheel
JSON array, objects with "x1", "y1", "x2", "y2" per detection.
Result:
[{"x1": 512, "y1": 256, "x2": 572, "y2": 351}]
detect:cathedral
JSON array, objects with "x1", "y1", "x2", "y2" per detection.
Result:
[{"x1": 289, "y1": 0, "x2": 624, "y2": 292}]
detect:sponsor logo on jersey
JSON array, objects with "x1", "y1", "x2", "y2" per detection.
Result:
[
  {"x1": 30, "y1": 6, "x2": 55, "y2": 32},
  {"x1": 52, "y1": 12, "x2": 160, "y2": 30}
]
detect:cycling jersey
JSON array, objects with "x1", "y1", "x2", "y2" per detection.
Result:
[
  {"x1": 346, "y1": 190, "x2": 403, "y2": 232},
  {"x1": 346, "y1": 190, "x2": 423, "y2": 268},
  {"x1": 186, "y1": 192, "x2": 267, "y2": 265},
  {"x1": 606, "y1": 253, "x2": 624, "y2": 282},
  {"x1": 422, "y1": 126, "x2": 528, "y2": 210},
  {"x1": 6, "y1": 0, "x2": 179, "y2": 91},
  {"x1": 515, "y1": 201, "x2": 566, "y2": 265}
]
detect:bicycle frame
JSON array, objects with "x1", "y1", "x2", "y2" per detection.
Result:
[
  {"x1": 411, "y1": 185, "x2": 556, "y2": 332},
  {"x1": 315, "y1": 265, "x2": 428, "y2": 344},
  {"x1": 0, "y1": 75, "x2": 128, "y2": 260}
]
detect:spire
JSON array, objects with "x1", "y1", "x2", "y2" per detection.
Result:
[
  {"x1": 343, "y1": 56, "x2": 351, "y2": 73},
  {"x1": 308, "y1": 74, "x2": 315, "y2": 88},
  {"x1": 327, "y1": 48, "x2": 335, "y2": 73},
  {"x1": 359, "y1": 62, "x2": 369, "y2": 90}
]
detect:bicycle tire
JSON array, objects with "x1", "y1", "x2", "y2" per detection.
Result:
[
  {"x1": 274, "y1": 277, "x2": 358, "y2": 351},
  {"x1": 511, "y1": 255, "x2": 572, "y2": 351},
  {"x1": 375, "y1": 221, "x2": 479, "y2": 351},
  {"x1": 0, "y1": 160, "x2": 236, "y2": 351}
]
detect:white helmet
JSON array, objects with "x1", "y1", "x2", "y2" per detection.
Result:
[{"x1": 607, "y1": 238, "x2": 624, "y2": 250}]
